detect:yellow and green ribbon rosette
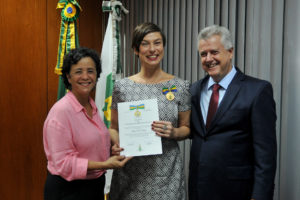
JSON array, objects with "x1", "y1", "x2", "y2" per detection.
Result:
[
  {"x1": 62, "y1": 3, "x2": 78, "y2": 21},
  {"x1": 55, "y1": 0, "x2": 82, "y2": 75}
]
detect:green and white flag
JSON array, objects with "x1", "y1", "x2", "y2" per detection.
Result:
[
  {"x1": 95, "y1": 1, "x2": 128, "y2": 196},
  {"x1": 95, "y1": 1, "x2": 128, "y2": 128},
  {"x1": 95, "y1": 12, "x2": 114, "y2": 128}
]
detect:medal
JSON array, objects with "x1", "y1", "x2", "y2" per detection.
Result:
[
  {"x1": 130, "y1": 104, "x2": 144, "y2": 117},
  {"x1": 134, "y1": 110, "x2": 141, "y2": 117},
  {"x1": 162, "y1": 85, "x2": 177, "y2": 101},
  {"x1": 166, "y1": 92, "x2": 175, "y2": 101}
]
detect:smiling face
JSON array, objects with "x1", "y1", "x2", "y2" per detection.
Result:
[
  {"x1": 199, "y1": 34, "x2": 233, "y2": 82},
  {"x1": 67, "y1": 57, "x2": 97, "y2": 99},
  {"x1": 134, "y1": 32, "x2": 164, "y2": 68}
]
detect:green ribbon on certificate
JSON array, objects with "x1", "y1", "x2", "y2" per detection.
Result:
[{"x1": 129, "y1": 104, "x2": 145, "y2": 110}]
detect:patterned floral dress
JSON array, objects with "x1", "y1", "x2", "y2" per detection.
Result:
[{"x1": 109, "y1": 77, "x2": 191, "y2": 200}]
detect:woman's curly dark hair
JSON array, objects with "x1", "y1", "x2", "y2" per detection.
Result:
[{"x1": 61, "y1": 47, "x2": 101, "y2": 90}]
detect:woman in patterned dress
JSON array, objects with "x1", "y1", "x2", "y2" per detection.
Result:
[{"x1": 109, "y1": 23, "x2": 191, "y2": 200}]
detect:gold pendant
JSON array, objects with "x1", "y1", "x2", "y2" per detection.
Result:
[
  {"x1": 134, "y1": 110, "x2": 141, "y2": 117},
  {"x1": 166, "y1": 92, "x2": 175, "y2": 101}
]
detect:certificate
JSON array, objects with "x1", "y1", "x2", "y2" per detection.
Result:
[{"x1": 118, "y1": 98, "x2": 162, "y2": 157}]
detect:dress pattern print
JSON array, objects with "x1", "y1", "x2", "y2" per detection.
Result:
[{"x1": 109, "y1": 77, "x2": 191, "y2": 200}]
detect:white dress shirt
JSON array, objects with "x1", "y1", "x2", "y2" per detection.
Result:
[{"x1": 200, "y1": 66, "x2": 237, "y2": 124}]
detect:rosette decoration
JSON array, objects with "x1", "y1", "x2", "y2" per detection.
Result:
[
  {"x1": 162, "y1": 85, "x2": 178, "y2": 95},
  {"x1": 55, "y1": 0, "x2": 81, "y2": 99}
]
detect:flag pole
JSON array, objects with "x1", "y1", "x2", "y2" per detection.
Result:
[
  {"x1": 95, "y1": 1, "x2": 128, "y2": 199},
  {"x1": 95, "y1": 0, "x2": 128, "y2": 127}
]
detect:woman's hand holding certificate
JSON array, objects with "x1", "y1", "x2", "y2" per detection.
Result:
[
  {"x1": 151, "y1": 121, "x2": 175, "y2": 138},
  {"x1": 117, "y1": 98, "x2": 162, "y2": 157}
]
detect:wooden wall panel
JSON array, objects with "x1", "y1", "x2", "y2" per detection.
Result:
[
  {"x1": 79, "y1": 0, "x2": 103, "y2": 53},
  {"x1": 0, "y1": 0, "x2": 47, "y2": 199},
  {"x1": 0, "y1": 0, "x2": 103, "y2": 199}
]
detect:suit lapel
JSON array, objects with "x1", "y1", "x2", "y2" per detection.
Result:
[
  {"x1": 192, "y1": 76, "x2": 209, "y2": 136},
  {"x1": 207, "y1": 69, "x2": 245, "y2": 133}
]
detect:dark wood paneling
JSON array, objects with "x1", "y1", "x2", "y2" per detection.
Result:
[
  {"x1": 0, "y1": 0, "x2": 103, "y2": 199},
  {"x1": 79, "y1": 0, "x2": 103, "y2": 53},
  {"x1": 0, "y1": 0, "x2": 48, "y2": 199}
]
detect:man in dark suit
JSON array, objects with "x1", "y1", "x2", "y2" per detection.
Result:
[{"x1": 189, "y1": 25, "x2": 277, "y2": 200}]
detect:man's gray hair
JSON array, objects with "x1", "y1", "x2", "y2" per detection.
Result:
[{"x1": 198, "y1": 25, "x2": 233, "y2": 50}]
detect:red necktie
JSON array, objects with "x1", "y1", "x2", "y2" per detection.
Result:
[{"x1": 206, "y1": 84, "x2": 221, "y2": 129}]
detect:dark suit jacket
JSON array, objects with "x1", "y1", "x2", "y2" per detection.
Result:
[{"x1": 189, "y1": 68, "x2": 277, "y2": 200}]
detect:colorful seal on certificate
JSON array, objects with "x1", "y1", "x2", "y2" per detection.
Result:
[
  {"x1": 130, "y1": 104, "x2": 145, "y2": 117},
  {"x1": 134, "y1": 110, "x2": 141, "y2": 117},
  {"x1": 162, "y1": 85, "x2": 178, "y2": 101}
]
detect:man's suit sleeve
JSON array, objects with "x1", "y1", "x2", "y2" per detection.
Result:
[
  {"x1": 251, "y1": 82, "x2": 277, "y2": 200},
  {"x1": 189, "y1": 82, "x2": 199, "y2": 139}
]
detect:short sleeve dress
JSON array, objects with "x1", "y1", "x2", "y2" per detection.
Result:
[{"x1": 109, "y1": 77, "x2": 191, "y2": 200}]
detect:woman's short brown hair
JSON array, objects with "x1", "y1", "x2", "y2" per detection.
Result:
[{"x1": 131, "y1": 22, "x2": 166, "y2": 52}]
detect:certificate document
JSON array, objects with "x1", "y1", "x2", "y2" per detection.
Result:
[{"x1": 118, "y1": 98, "x2": 162, "y2": 157}]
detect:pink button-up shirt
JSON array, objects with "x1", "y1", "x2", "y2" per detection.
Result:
[{"x1": 43, "y1": 92, "x2": 110, "y2": 181}]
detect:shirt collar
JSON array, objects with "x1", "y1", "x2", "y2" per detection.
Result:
[
  {"x1": 66, "y1": 91, "x2": 98, "y2": 114},
  {"x1": 207, "y1": 65, "x2": 237, "y2": 90}
]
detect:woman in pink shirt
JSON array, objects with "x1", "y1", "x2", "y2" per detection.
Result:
[{"x1": 43, "y1": 47, "x2": 131, "y2": 200}]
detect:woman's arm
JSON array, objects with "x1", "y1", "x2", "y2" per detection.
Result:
[
  {"x1": 88, "y1": 108, "x2": 132, "y2": 170},
  {"x1": 109, "y1": 109, "x2": 120, "y2": 145},
  {"x1": 108, "y1": 109, "x2": 125, "y2": 156}
]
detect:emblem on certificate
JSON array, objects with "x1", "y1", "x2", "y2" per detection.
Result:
[
  {"x1": 134, "y1": 110, "x2": 141, "y2": 117},
  {"x1": 130, "y1": 104, "x2": 145, "y2": 117},
  {"x1": 162, "y1": 85, "x2": 178, "y2": 101}
]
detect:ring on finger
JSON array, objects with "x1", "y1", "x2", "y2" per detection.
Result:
[{"x1": 163, "y1": 124, "x2": 168, "y2": 131}]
